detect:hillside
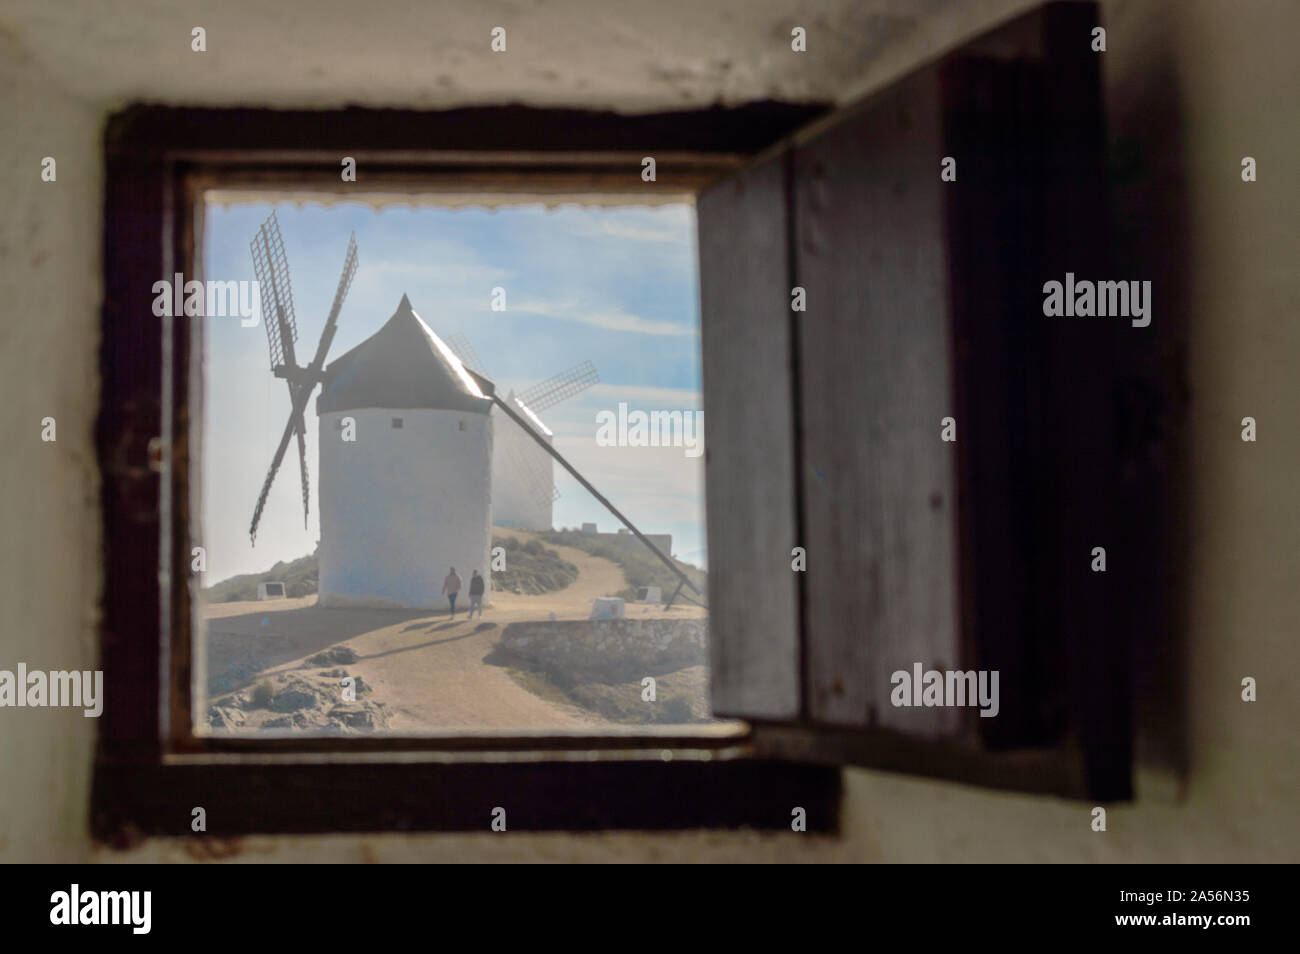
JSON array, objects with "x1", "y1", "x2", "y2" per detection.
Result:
[
  {"x1": 490, "y1": 536, "x2": 579, "y2": 594},
  {"x1": 539, "y1": 529, "x2": 706, "y2": 603},
  {"x1": 204, "y1": 532, "x2": 581, "y2": 603},
  {"x1": 202, "y1": 549, "x2": 319, "y2": 603}
]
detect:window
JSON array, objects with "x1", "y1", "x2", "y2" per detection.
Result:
[
  {"x1": 95, "y1": 3, "x2": 1165, "y2": 842},
  {"x1": 96, "y1": 98, "x2": 837, "y2": 838}
]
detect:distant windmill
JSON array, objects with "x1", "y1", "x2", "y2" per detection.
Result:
[
  {"x1": 444, "y1": 336, "x2": 553, "y2": 511},
  {"x1": 444, "y1": 338, "x2": 600, "y2": 522},
  {"x1": 248, "y1": 211, "x2": 359, "y2": 544}
]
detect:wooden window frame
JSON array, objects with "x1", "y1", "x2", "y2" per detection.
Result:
[{"x1": 93, "y1": 102, "x2": 841, "y2": 843}]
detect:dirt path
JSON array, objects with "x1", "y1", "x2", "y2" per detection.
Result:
[{"x1": 202, "y1": 530, "x2": 703, "y2": 733}]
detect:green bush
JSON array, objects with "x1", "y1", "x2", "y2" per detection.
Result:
[
  {"x1": 490, "y1": 536, "x2": 579, "y2": 595},
  {"x1": 249, "y1": 679, "x2": 274, "y2": 709}
]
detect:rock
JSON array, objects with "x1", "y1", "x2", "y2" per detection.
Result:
[
  {"x1": 269, "y1": 688, "x2": 318, "y2": 712},
  {"x1": 306, "y1": 647, "x2": 359, "y2": 667},
  {"x1": 207, "y1": 706, "x2": 244, "y2": 730},
  {"x1": 262, "y1": 716, "x2": 293, "y2": 729},
  {"x1": 329, "y1": 706, "x2": 374, "y2": 729}
]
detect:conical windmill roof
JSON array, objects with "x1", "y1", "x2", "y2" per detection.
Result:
[{"x1": 317, "y1": 294, "x2": 493, "y2": 415}]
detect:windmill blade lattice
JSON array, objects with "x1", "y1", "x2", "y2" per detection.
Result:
[
  {"x1": 294, "y1": 413, "x2": 310, "y2": 528},
  {"x1": 517, "y1": 360, "x2": 599, "y2": 414},
  {"x1": 446, "y1": 333, "x2": 488, "y2": 378},
  {"x1": 250, "y1": 211, "x2": 299, "y2": 372}
]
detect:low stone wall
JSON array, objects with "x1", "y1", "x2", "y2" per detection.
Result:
[{"x1": 499, "y1": 618, "x2": 707, "y2": 682}]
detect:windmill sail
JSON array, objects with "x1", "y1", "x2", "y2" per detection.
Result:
[
  {"x1": 248, "y1": 221, "x2": 358, "y2": 544},
  {"x1": 517, "y1": 360, "x2": 599, "y2": 413},
  {"x1": 250, "y1": 210, "x2": 299, "y2": 372}
]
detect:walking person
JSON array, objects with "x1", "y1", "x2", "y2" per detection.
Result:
[
  {"x1": 442, "y1": 566, "x2": 462, "y2": 619},
  {"x1": 468, "y1": 569, "x2": 485, "y2": 620}
]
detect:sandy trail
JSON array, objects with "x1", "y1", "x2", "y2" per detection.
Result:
[{"x1": 202, "y1": 531, "x2": 704, "y2": 732}]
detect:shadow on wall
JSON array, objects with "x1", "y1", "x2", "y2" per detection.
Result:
[{"x1": 1106, "y1": 26, "x2": 1192, "y2": 785}]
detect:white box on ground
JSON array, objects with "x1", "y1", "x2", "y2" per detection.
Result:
[{"x1": 635, "y1": 586, "x2": 662, "y2": 604}]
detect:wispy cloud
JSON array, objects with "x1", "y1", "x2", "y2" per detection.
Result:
[
  {"x1": 564, "y1": 218, "x2": 690, "y2": 245},
  {"x1": 357, "y1": 260, "x2": 513, "y2": 287},
  {"x1": 513, "y1": 299, "x2": 693, "y2": 336},
  {"x1": 581, "y1": 383, "x2": 701, "y2": 408}
]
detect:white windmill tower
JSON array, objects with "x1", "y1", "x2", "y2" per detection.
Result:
[
  {"x1": 446, "y1": 334, "x2": 598, "y2": 531},
  {"x1": 315, "y1": 295, "x2": 494, "y2": 609}
]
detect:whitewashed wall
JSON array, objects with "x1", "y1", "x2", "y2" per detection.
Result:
[
  {"x1": 318, "y1": 407, "x2": 492, "y2": 609},
  {"x1": 490, "y1": 407, "x2": 554, "y2": 530}
]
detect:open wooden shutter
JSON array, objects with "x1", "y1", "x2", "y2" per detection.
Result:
[
  {"x1": 699, "y1": 151, "x2": 802, "y2": 720},
  {"x1": 700, "y1": 1, "x2": 1134, "y2": 800}
]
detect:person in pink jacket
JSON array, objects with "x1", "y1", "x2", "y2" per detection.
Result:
[{"x1": 441, "y1": 567, "x2": 462, "y2": 619}]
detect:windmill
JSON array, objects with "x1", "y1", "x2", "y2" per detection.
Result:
[
  {"x1": 444, "y1": 337, "x2": 600, "y2": 518},
  {"x1": 447, "y1": 329, "x2": 552, "y2": 510},
  {"x1": 248, "y1": 211, "x2": 359, "y2": 544}
]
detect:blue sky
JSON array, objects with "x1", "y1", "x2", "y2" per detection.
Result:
[{"x1": 200, "y1": 198, "x2": 706, "y2": 584}]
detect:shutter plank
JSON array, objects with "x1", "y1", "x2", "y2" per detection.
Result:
[
  {"x1": 699, "y1": 155, "x2": 801, "y2": 719},
  {"x1": 795, "y1": 68, "x2": 961, "y2": 736}
]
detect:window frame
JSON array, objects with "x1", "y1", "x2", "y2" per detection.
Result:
[{"x1": 94, "y1": 102, "x2": 839, "y2": 842}]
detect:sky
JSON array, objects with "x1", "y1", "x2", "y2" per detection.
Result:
[{"x1": 199, "y1": 198, "x2": 706, "y2": 585}]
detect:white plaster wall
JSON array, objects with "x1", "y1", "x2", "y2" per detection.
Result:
[
  {"x1": 0, "y1": 31, "x2": 101, "y2": 863},
  {"x1": 490, "y1": 408, "x2": 554, "y2": 531},
  {"x1": 0, "y1": 0, "x2": 1035, "y2": 114},
  {"x1": 318, "y1": 408, "x2": 492, "y2": 610}
]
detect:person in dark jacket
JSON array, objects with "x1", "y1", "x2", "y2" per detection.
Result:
[{"x1": 467, "y1": 569, "x2": 485, "y2": 620}]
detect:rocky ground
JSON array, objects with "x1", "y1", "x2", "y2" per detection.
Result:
[
  {"x1": 200, "y1": 529, "x2": 716, "y2": 736},
  {"x1": 207, "y1": 647, "x2": 392, "y2": 734}
]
